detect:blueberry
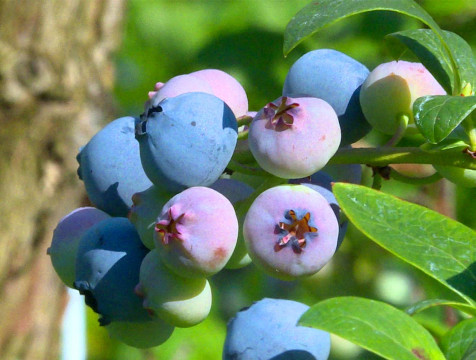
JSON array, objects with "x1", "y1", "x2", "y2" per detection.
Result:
[
  {"x1": 128, "y1": 185, "x2": 174, "y2": 249},
  {"x1": 300, "y1": 184, "x2": 347, "y2": 251},
  {"x1": 433, "y1": 165, "x2": 476, "y2": 188},
  {"x1": 135, "y1": 249, "x2": 212, "y2": 327},
  {"x1": 209, "y1": 178, "x2": 254, "y2": 205},
  {"x1": 146, "y1": 70, "x2": 248, "y2": 118},
  {"x1": 243, "y1": 185, "x2": 339, "y2": 280},
  {"x1": 360, "y1": 60, "x2": 446, "y2": 135},
  {"x1": 154, "y1": 186, "x2": 239, "y2": 278},
  {"x1": 77, "y1": 116, "x2": 153, "y2": 217},
  {"x1": 223, "y1": 298, "x2": 331, "y2": 360},
  {"x1": 146, "y1": 74, "x2": 214, "y2": 108},
  {"x1": 48, "y1": 207, "x2": 110, "y2": 288},
  {"x1": 190, "y1": 69, "x2": 249, "y2": 117},
  {"x1": 283, "y1": 49, "x2": 370, "y2": 146},
  {"x1": 248, "y1": 96, "x2": 341, "y2": 179},
  {"x1": 289, "y1": 158, "x2": 361, "y2": 250},
  {"x1": 136, "y1": 92, "x2": 238, "y2": 193},
  {"x1": 106, "y1": 319, "x2": 174, "y2": 349},
  {"x1": 74, "y1": 217, "x2": 150, "y2": 325}
]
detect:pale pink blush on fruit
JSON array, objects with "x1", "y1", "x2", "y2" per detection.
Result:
[{"x1": 153, "y1": 187, "x2": 239, "y2": 278}]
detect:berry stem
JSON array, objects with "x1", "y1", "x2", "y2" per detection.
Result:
[
  {"x1": 227, "y1": 160, "x2": 269, "y2": 176},
  {"x1": 462, "y1": 112, "x2": 476, "y2": 152},
  {"x1": 238, "y1": 129, "x2": 249, "y2": 141},
  {"x1": 327, "y1": 146, "x2": 476, "y2": 170},
  {"x1": 237, "y1": 115, "x2": 253, "y2": 127},
  {"x1": 384, "y1": 114, "x2": 409, "y2": 147},
  {"x1": 371, "y1": 173, "x2": 382, "y2": 190}
]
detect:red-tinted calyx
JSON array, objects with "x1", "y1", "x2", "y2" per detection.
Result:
[
  {"x1": 155, "y1": 208, "x2": 185, "y2": 245},
  {"x1": 264, "y1": 96, "x2": 300, "y2": 131},
  {"x1": 275, "y1": 210, "x2": 317, "y2": 254}
]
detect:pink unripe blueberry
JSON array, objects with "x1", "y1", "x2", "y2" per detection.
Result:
[
  {"x1": 47, "y1": 207, "x2": 110, "y2": 288},
  {"x1": 148, "y1": 74, "x2": 213, "y2": 107},
  {"x1": 135, "y1": 250, "x2": 212, "y2": 327},
  {"x1": 360, "y1": 61, "x2": 446, "y2": 135},
  {"x1": 190, "y1": 69, "x2": 249, "y2": 117},
  {"x1": 145, "y1": 69, "x2": 248, "y2": 118},
  {"x1": 248, "y1": 96, "x2": 341, "y2": 179},
  {"x1": 154, "y1": 186, "x2": 239, "y2": 278},
  {"x1": 243, "y1": 185, "x2": 339, "y2": 280}
]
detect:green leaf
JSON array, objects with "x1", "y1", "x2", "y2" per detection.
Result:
[
  {"x1": 333, "y1": 183, "x2": 476, "y2": 304},
  {"x1": 445, "y1": 31, "x2": 476, "y2": 95},
  {"x1": 299, "y1": 297, "x2": 445, "y2": 360},
  {"x1": 441, "y1": 318, "x2": 476, "y2": 360},
  {"x1": 406, "y1": 299, "x2": 476, "y2": 317},
  {"x1": 385, "y1": 29, "x2": 452, "y2": 94},
  {"x1": 385, "y1": 30, "x2": 476, "y2": 96},
  {"x1": 284, "y1": 0, "x2": 443, "y2": 55},
  {"x1": 414, "y1": 95, "x2": 476, "y2": 143},
  {"x1": 420, "y1": 140, "x2": 469, "y2": 153},
  {"x1": 284, "y1": 0, "x2": 462, "y2": 93},
  {"x1": 462, "y1": 339, "x2": 476, "y2": 360}
]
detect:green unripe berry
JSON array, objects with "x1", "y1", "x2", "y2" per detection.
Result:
[{"x1": 360, "y1": 61, "x2": 445, "y2": 135}]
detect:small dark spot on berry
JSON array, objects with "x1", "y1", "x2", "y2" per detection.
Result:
[
  {"x1": 147, "y1": 105, "x2": 163, "y2": 117},
  {"x1": 191, "y1": 121, "x2": 196, "y2": 126}
]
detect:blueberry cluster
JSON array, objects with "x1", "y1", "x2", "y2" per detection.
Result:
[{"x1": 48, "y1": 50, "x2": 447, "y2": 352}]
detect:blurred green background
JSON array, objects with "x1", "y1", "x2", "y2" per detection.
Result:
[{"x1": 86, "y1": 1, "x2": 476, "y2": 359}]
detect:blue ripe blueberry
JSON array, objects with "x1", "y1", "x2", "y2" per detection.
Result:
[
  {"x1": 283, "y1": 49, "x2": 370, "y2": 146},
  {"x1": 209, "y1": 178, "x2": 255, "y2": 269},
  {"x1": 248, "y1": 96, "x2": 341, "y2": 179},
  {"x1": 136, "y1": 92, "x2": 238, "y2": 193},
  {"x1": 223, "y1": 298, "x2": 331, "y2": 360},
  {"x1": 243, "y1": 185, "x2": 339, "y2": 280},
  {"x1": 154, "y1": 186, "x2": 239, "y2": 278},
  {"x1": 209, "y1": 178, "x2": 254, "y2": 204},
  {"x1": 48, "y1": 207, "x2": 110, "y2": 288},
  {"x1": 77, "y1": 116, "x2": 153, "y2": 217},
  {"x1": 106, "y1": 319, "x2": 174, "y2": 349},
  {"x1": 128, "y1": 185, "x2": 174, "y2": 249},
  {"x1": 135, "y1": 249, "x2": 212, "y2": 328},
  {"x1": 74, "y1": 217, "x2": 150, "y2": 325}
]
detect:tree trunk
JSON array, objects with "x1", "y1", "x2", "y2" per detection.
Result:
[{"x1": 0, "y1": 0, "x2": 126, "y2": 358}]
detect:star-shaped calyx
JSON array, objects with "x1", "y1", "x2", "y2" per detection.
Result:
[
  {"x1": 263, "y1": 96, "x2": 300, "y2": 131},
  {"x1": 155, "y1": 208, "x2": 185, "y2": 245},
  {"x1": 274, "y1": 210, "x2": 318, "y2": 254}
]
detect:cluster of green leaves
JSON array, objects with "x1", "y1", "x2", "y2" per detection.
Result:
[{"x1": 284, "y1": 1, "x2": 476, "y2": 359}]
